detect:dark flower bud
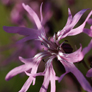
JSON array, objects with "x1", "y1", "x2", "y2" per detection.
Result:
[{"x1": 61, "y1": 43, "x2": 73, "y2": 53}]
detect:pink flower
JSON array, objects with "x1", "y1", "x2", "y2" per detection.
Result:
[{"x1": 4, "y1": 3, "x2": 92, "y2": 92}]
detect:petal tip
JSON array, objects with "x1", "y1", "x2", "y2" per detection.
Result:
[
  {"x1": 86, "y1": 73, "x2": 91, "y2": 77},
  {"x1": 19, "y1": 56, "x2": 22, "y2": 60},
  {"x1": 19, "y1": 56, "x2": 24, "y2": 62},
  {"x1": 5, "y1": 75, "x2": 11, "y2": 81},
  {"x1": 22, "y1": 3, "x2": 25, "y2": 7},
  {"x1": 41, "y1": 2, "x2": 43, "y2": 6},
  {"x1": 3, "y1": 26, "x2": 7, "y2": 31}
]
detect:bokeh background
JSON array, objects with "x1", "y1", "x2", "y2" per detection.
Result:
[{"x1": 0, "y1": 0, "x2": 92, "y2": 92}]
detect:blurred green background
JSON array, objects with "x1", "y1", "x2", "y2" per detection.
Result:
[{"x1": 0, "y1": 0, "x2": 92, "y2": 92}]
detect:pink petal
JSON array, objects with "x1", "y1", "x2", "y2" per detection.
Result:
[
  {"x1": 83, "y1": 27, "x2": 92, "y2": 37},
  {"x1": 40, "y1": 76, "x2": 49, "y2": 92},
  {"x1": 40, "y1": 3, "x2": 43, "y2": 23},
  {"x1": 40, "y1": 63, "x2": 56, "y2": 92},
  {"x1": 65, "y1": 23, "x2": 85, "y2": 36},
  {"x1": 65, "y1": 46, "x2": 83, "y2": 63},
  {"x1": 65, "y1": 10, "x2": 92, "y2": 37},
  {"x1": 86, "y1": 68, "x2": 92, "y2": 77},
  {"x1": 35, "y1": 60, "x2": 56, "y2": 92},
  {"x1": 61, "y1": 59, "x2": 92, "y2": 92},
  {"x1": 50, "y1": 65, "x2": 56, "y2": 92},
  {"x1": 71, "y1": 9, "x2": 88, "y2": 27},
  {"x1": 18, "y1": 53, "x2": 46, "y2": 92},
  {"x1": 57, "y1": 9, "x2": 90, "y2": 41},
  {"x1": 58, "y1": 72, "x2": 69, "y2": 82},
  {"x1": 22, "y1": 3, "x2": 42, "y2": 30},
  {"x1": 65, "y1": 8, "x2": 72, "y2": 26},
  {"x1": 39, "y1": 66, "x2": 51, "y2": 92},
  {"x1": 82, "y1": 40, "x2": 92, "y2": 55},
  {"x1": 87, "y1": 18, "x2": 92, "y2": 25},
  {"x1": 5, "y1": 64, "x2": 30, "y2": 81},
  {"x1": 57, "y1": 8, "x2": 72, "y2": 38},
  {"x1": 70, "y1": 64, "x2": 92, "y2": 92},
  {"x1": 65, "y1": 40, "x2": 92, "y2": 63},
  {"x1": 50, "y1": 77, "x2": 55, "y2": 92},
  {"x1": 19, "y1": 76, "x2": 35, "y2": 92},
  {"x1": 19, "y1": 56, "x2": 32, "y2": 64},
  {"x1": 22, "y1": 3, "x2": 46, "y2": 37}
]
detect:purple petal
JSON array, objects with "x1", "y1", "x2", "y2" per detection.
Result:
[
  {"x1": 66, "y1": 10, "x2": 92, "y2": 37},
  {"x1": 19, "y1": 76, "x2": 35, "y2": 92},
  {"x1": 39, "y1": 66, "x2": 51, "y2": 92},
  {"x1": 70, "y1": 64, "x2": 92, "y2": 92},
  {"x1": 62, "y1": 60, "x2": 92, "y2": 92},
  {"x1": 58, "y1": 72, "x2": 68, "y2": 82},
  {"x1": 22, "y1": 3, "x2": 46, "y2": 37},
  {"x1": 62, "y1": 40, "x2": 92, "y2": 63},
  {"x1": 3, "y1": 26, "x2": 38, "y2": 36},
  {"x1": 57, "y1": 9, "x2": 90, "y2": 41},
  {"x1": 39, "y1": 63, "x2": 56, "y2": 92},
  {"x1": 16, "y1": 36, "x2": 38, "y2": 44},
  {"x1": 19, "y1": 56, "x2": 32, "y2": 64},
  {"x1": 5, "y1": 65, "x2": 30, "y2": 81},
  {"x1": 83, "y1": 27, "x2": 92, "y2": 37},
  {"x1": 58, "y1": 57, "x2": 92, "y2": 92},
  {"x1": 65, "y1": 8, "x2": 72, "y2": 26},
  {"x1": 87, "y1": 18, "x2": 92, "y2": 25},
  {"x1": 65, "y1": 23, "x2": 85, "y2": 36},
  {"x1": 86, "y1": 68, "x2": 92, "y2": 77},
  {"x1": 40, "y1": 76, "x2": 49, "y2": 92},
  {"x1": 22, "y1": 3, "x2": 42, "y2": 30},
  {"x1": 71, "y1": 9, "x2": 88, "y2": 27},
  {"x1": 50, "y1": 76, "x2": 56, "y2": 92},
  {"x1": 82, "y1": 40, "x2": 92, "y2": 55},
  {"x1": 40, "y1": 3, "x2": 43, "y2": 23},
  {"x1": 65, "y1": 46, "x2": 83, "y2": 63},
  {"x1": 50, "y1": 64, "x2": 56, "y2": 92}
]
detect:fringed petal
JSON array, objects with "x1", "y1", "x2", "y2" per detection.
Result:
[
  {"x1": 22, "y1": 3, "x2": 42, "y2": 30},
  {"x1": 5, "y1": 65, "x2": 30, "y2": 81},
  {"x1": 19, "y1": 76, "x2": 35, "y2": 92}
]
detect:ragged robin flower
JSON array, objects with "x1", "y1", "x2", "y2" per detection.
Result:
[{"x1": 3, "y1": 3, "x2": 92, "y2": 92}]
